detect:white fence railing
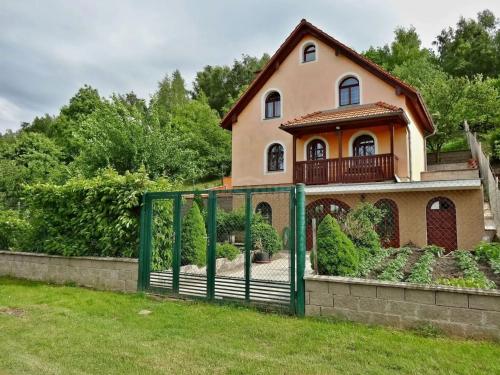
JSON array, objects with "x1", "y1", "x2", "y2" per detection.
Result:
[{"x1": 465, "y1": 122, "x2": 500, "y2": 235}]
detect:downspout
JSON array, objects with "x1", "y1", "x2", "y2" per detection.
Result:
[{"x1": 406, "y1": 127, "x2": 412, "y2": 181}]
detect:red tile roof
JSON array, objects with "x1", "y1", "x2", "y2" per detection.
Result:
[
  {"x1": 281, "y1": 102, "x2": 405, "y2": 129},
  {"x1": 220, "y1": 19, "x2": 434, "y2": 134}
]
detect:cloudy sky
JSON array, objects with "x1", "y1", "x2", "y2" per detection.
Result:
[{"x1": 1, "y1": 0, "x2": 499, "y2": 132}]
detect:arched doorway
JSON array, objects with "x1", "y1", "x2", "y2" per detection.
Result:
[
  {"x1": 255, "y1": 202, "x2": 272, "y2": 225},
  {"x1": 375, "y1": 199, "x2": 400, "y2": 248},
  {"x1": 426, "y1": 197, "x2": 457, "y2": 253},
  {"x1": 306, "y1": 198, "x2": 350, "y2": 250}
]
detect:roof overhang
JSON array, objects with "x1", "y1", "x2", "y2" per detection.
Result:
[
  {"x1": 279, "y1": 111, "x2": 409, "y2": 136},
  {"x1": 305, "y1": 179, "x2": 481, "y2": 195},
  {"x1": 220, "y1": 19, "x2": 435, "y2": 134}
]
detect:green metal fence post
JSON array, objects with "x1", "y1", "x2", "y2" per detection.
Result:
[
  {"x1": 172, "y1": 194, "x2": 182, "y2": 294},
  {"x1": 206, "y1": 191, "x2": 217, "y2": 300},
  {"x1": 137, "y1": 193, "x2": 153, "y2": 291},
  {"x1": 289, "y1": 188, "x2": 296, "y2": 314},
  {"x1": 296, "y1": 183, "x2": 306, "y2": 317},
  {"x1": 244, "y1": 191, "x2": 252, "y2": 302}
]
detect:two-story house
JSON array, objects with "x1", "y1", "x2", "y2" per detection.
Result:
[{"x1": 220, "y1": 20, "x2": 485, "y2": 252}]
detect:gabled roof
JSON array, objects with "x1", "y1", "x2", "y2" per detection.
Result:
[
  {"x1": 220, "y1": 19, "x2": 435, "y2": 134},
  {"x1": 280, "y1": 102, "x2": 407, "y2": 131}
]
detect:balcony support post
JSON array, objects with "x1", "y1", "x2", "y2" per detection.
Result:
[{"x1": 292, "y1": 135, "x2": 297, "y2": 183}]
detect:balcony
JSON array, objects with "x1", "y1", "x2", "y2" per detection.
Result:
[{"x1": 294, "y1": 153, "x2": 398, "y2": 185}]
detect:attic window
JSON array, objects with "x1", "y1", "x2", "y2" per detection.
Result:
[
  {"x1": 303, "y1": 44, "x2": 316, "y2": 62},
  {"x1": 339, "y1": 77, "x2": 360, "y2": 106}
]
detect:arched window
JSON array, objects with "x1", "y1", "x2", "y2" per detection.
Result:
[
  {"x1": 267, "y1": 143, "x2": 284, "y2": 172},
  {"x1": 307, "y1": 139, "x2": 326, "y2": 160},
  {"x1": 265, "y1": 91, "x2": 281, "y2": 119},
  {"x1": 375, "y1": 199, "x2": 400, "y2": 248},
  {"x1": 353, "y1": 135, "x2": 375, "y2": 156},
  {"x1": 303, "y1": 44, "x2": 316, "y2": 62},
  {"x1": 255, "y1": 202, "x2": 272, "y2": 224},
  {"x1": 339, "y1": 77, "x2": 360, "y2": 106}
]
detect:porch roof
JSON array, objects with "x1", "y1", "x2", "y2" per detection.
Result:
[{"x1": 279, "y1": 102, "x2": 409, "y2": 135}]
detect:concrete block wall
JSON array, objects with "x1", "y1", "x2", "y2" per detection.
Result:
[
  {"x1": 305, "y1": 275, "x2": 500, "y2": 340},
  {"x1": 0, "y1": 251, "x2": 138, "y2": 292}
]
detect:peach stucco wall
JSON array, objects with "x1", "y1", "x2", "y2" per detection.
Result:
[
  {"x1": 231, "y1": 34, "x2": 426, "y2": 187},
  {"x1": 307, "y1": 188, "x2": 485, "y2": 250}
]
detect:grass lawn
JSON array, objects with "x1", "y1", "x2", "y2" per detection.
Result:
[{"x1": 0, "y1": 277, "x2": 499, "y2": 375}]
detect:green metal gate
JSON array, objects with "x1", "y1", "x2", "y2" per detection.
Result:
[{"x1": 137, "y1": 185, "x2": 306, "y2": 315}]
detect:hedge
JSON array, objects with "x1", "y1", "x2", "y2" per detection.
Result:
[{"x1": 22, "y1": 169, "x2": 174, "y2": 260}]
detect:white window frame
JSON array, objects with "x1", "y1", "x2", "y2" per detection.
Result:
[
  {"x1": 264, "y1": 141, "x2": 286, "y2": 174},
  {"x1": 299, "y1": 40, "x2": 318, "y2": 64},
  {"x1": 335, "y1": 73, "x2": 362, "y2": 108},
  {"x1": 303, "y1": 136, "x2": 330, "y2": 160},
  {"x1": 261, "y1": 89, "x2": 283, "y2": 120},
  {"x1": 348, "y1": 130, "x2": 378, "y2": 157}
]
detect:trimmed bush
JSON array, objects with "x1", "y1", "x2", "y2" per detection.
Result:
[
  {"x1": 23, "y1": 169, "x2": 173, "y2": 259},
  {"x1": 251, "y1": 221, "x2": 282, "y2": 257},
  {"x1": 216, "y1": 242, "x2": 240, "y2": 260},
  {"x1": 0, "y1": 210, "x2": 33, "y2": 250},
  {"x1": 181, "y1": 203, "x2": 207, "y2": 267},
  {"x1": 316, "y1": 214, "x2": 358, "y2": 276}
]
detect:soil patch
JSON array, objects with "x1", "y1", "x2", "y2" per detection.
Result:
[
  {"x1": 0, "y1": 307, "x2": 25, "y2": 317},
  {"x1": 431, "y1": 255, "x2": 463, "y2": 281}
]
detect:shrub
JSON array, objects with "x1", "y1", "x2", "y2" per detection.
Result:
[
  {"x1": 0, "y1": 210, "x2": 33, "y2": 250},
  {"x1": 422, "y1": 245, "x2": 444, "y2": 258},
  {"x1": 216, "y1": 209, "x2": 245, "y2": 242},
  {"x1": 316, "y1": 214, "x2": 358, "y2": 276},
  {"x1": 378, "y1": 247, "x2": 412, "y2": 282},
  {"x1": 216, "y1": 243, "x2": 240, "y2": 260},
  {"x1": 251, "y1": 221, "x2": 282, "y2": 257},
  {"x1": 407, "y1": 251, "x2": 436, "y2": 284},
  {"x1": 181, "y1": 203, "x2": 207, "y2": 267},
  {"x1": 474, "y1": 242, "x2": 500, "y2": 261},
  {"x1": 23, "y1": 169, "x2": 173, "y2": 258},
  {"x1": 343, "y1": 203, "x2": 382, "y2": 257},
  {"x1": 449, "y1": 250, "x2": 495, "y2": 289}
]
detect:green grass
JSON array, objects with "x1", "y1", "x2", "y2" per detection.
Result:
[{"x1": 0, "y1": 278, "x2": 499, "y2": 375}]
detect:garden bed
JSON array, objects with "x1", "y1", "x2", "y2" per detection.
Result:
[{"x1": 353, "y1": 245, "x2": 499, "y2": 290}]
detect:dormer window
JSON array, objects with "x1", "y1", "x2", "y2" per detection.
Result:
[
  {"x1": 339, "y1": 77, "x2": 360, "y2": 106},
  {"x1": 303, "y1": 44, "x2": 316, "y2": 62},
  {"x1": 265, "y1": 91, "x2": 281, "y2": 119}
]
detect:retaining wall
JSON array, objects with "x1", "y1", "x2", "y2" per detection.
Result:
[
  {"x1": 305, "y1": 275, "x2": 500, "y2": 340},
  {"x1": 0, "y1": 251, "x2": 138, "y2": 292}
]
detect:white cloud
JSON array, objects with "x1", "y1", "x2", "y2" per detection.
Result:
[{"x1": 0, "y1": 0, "x2": 499, "y2": 132}]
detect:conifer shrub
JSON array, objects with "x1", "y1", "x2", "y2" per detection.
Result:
[
  {"x1": 181, "y1": 203, "x2": 207, "y2": 267},
  {"x1": 316, "y1": 214, "x2": 359, "y2": 276}
]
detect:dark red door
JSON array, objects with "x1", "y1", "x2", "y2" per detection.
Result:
[
  {"x1": 426, "y1": 197, "x2": 457, "y2": 253},
  {"x1": 306, "y1": 198, "x2": 349, "y2": 250},
  {"x1": 375, "y1": 199, "x2": 400, "y2": 248}
]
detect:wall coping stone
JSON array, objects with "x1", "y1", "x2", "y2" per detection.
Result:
[
  {"x1": 305, "y1": 275, "x2": 500, "y2": 297},
  {"x1": 0, "y1": 250, "x2": 138, "y2": 263}
]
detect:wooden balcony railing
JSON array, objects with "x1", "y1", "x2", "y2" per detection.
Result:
[{"x1": 294, "y1": 153, "x2": 398, "y2": 185}]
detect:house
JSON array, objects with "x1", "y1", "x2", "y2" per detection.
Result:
[{"x1": 220, "y1": 19, "x2": 485, "y2": 252}]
